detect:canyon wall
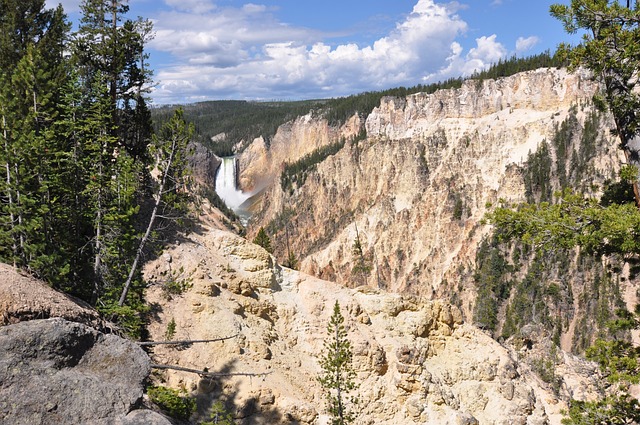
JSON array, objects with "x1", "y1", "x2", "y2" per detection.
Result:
[
  {"x1": 238, "y1": 112, "x2": 362, "y2": 193},
  {"x1": 144, "y1": 229, "x2": 600, "y2": 425},
  {"x1": 244, "y1": 68, "x2": 624, "y2": 324},
  {"x1": 139, "y1": 68, "x2": 628, "y2": 423}
]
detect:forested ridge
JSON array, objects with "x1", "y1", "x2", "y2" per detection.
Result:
[
  {"x1": 153, "y1": 51, "x2": 566, "y2": 157},
  {"x1": 0, "y1": 0, "x2": 191, "y2": 336}
]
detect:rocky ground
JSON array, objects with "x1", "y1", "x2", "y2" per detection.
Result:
[
  {"x1": 0, "y1": 213, "x2": 603, "y2": 425},
  {"x1": 0, "y1": 264, "x2": 172, "y2": 425},
  {"x1": 143, "y1": 225, "x2": 602, "y2": 425}
]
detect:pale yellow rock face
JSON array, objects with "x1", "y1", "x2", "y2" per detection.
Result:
[
  {"x1": 238, "y1": 113, "x2": 363, "y2": 192},
  {"x1": 246, "y1": 68, "x2": 623, "y2": 319},
  {"x1": 144, "y1": 229, "x2": 599, "y2": 425}
]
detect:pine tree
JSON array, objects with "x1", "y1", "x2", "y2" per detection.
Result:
[
  {"x1": 562, "y1": 308, "x2": 640, "y2": 424},
  {"x1": 69, "y1": 0, "x2": 153, "y2": 315},
  {"x1": 0, "y1": 0, "x2": 155, "y2": 337},
  {"x1": 51, "y1": 70, "x2": 98, "y2": 297},
  {"x1": 351, "y1": 225, "x2": 371, "y2": 280},
  {"x1": 283, "y1": 251, "x2": 298, "y2": 270},
  {"x1": 550, "y1": 0, "x2": 640, "y2": 207},
  {"x1": 73, "y1": 0, "x2": 153, "y2": 160},
  {"x1": 81, "y1": 72, "x2": 123, "y2": 302},
  {"x1": 252, "y1": 227, "x2": 272, "y2": 253},
  {"x1": 318, "y1": 301, "x2": 358, "y2": 425},
  {"x1": 0, "y1": 0, "x2": 71, "y2": 281},
  {"x1": 118, "y1": 108, "x2": 193, "y2": 307}
]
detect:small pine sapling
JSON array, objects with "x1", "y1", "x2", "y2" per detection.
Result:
[{"x1": 317, "y1": 301, "x2": 359, "y2": 425}]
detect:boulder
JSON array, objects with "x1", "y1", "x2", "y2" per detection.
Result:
[
  {"x1": 119, "y1": 409, "x2": 174, "y2": 425},
  {"x1": 0, "y1": 318, "x2": 151, "y2": 425}
]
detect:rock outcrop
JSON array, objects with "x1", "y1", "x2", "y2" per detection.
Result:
[
  {"x1": 144, "y1": 228, "x2": 601, "y2": 425},
  {"x1": 0, "y1": 317, "x2": 155, "y2": 425},
  {"x1": 189, "y1": 140, "x2": 221, "y2": 188},
  {"x1": 0, "y1": 265, "x2": 170, "y2": 425},
  {"x1": 0, "y1": 263, "x2": 103, "y2": 329},
  {"x1": 244, "y1": 68, "x2": 624, "y2": 321},
  {"x1": 239, "y1": 112, "x2": 362, "y2": 192}
]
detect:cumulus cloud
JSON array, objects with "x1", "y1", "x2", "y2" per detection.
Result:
[
  {"x1": 426, "y1": 34, "x2": 507, "y2": 83},
  {"x1": 41, "y1": 0, "x2": 511, "y2": 102},
  {"x1": 150, "y1": 0, "x2": 512, "y2": 103},
  {"x1": 515, "y1": 36, "x2": 540, "y2": 53}
]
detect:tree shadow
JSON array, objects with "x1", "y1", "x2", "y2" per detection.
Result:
[{"x1": 190, "y1": 359, "x2": 295, "y2": 424}]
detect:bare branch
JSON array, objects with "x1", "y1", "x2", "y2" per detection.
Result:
[
  {"x1": 138, "y1": 334, "x2": 238, "y2": 346},
  {"x1": 150, "y1": 363, "x2": 272, "y2": 378}
]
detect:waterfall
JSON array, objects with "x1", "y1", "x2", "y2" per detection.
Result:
[{"x1": 215, "y1": 157, "x2": 251, "y2": 218}]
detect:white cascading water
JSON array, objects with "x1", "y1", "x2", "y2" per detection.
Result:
[{"x1": 215, "y1": 157, "x2": 251, "y2": 219}]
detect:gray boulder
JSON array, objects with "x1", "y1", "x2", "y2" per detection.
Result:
[
  {"x1": 0, "y1": 318, "x2": 151, "y2": 424},
  {"x1": 119, "y1": 409, "x2": 174, "y2": 425}
]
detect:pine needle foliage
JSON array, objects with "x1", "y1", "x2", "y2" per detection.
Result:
[
  {"x1": 252, "y1": 227, "x2": 272, "y2": 253},
  {"x1": 317, "y1": 301, "x2": 358, "y2": 425},
  {"x1": 562, "y1": 309, "x2": 640, "y2": 424}
]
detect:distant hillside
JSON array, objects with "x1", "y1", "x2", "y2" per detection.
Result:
[
  {"x1": 152, "y1": 100, "x2": 325, "y2": 156},
  {"x1": 152, "y1": 51, "x2": 566, "y2": 157}
]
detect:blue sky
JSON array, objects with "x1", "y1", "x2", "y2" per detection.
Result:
[{"x1": 45, "y1": 0, "x2": 579, "y2": 104}]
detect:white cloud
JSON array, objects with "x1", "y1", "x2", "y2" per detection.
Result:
[
  {"x1": 460, "y1": 35, "x2": 506, "y2": 75},
  {"x1": 424, "y1": 34, "x2": 507, "y2": 82},
  {"x1": 149, "y1": 0, "x2": 509, "y2": 103},
  {"x1": 467, "y1": 35, "x2": 507, "y2": 63},
  {"x1": 515, "y1": 36, "x2": 540, "y2": 53},
  {"x1": 243, "y1": 3, "x2": 268, "y2": 13}
]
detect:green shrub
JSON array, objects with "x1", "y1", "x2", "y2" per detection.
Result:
[
  {"x1": 148, "y1": 385, "x2": 196, "y2": 420},
  {"x1": 252, "y1": 227, "x2": 273, "y2": 253},
  {"x1": 200, "y1": 401, "x2": 235, "y2": 425},
  {"x1": 163, "y1": 267, "x2": 193, "y2": 298},
  {"x1": 165, "y1": 317, "x2": 176, "y2": 340}
]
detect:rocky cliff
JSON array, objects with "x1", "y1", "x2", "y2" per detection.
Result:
[
  {"x1": 1, "y1": 67, "x2": 623, "y2": 424},
  {"x1": 243, "y1": 68, "x2": 625, "y2": 328},
  {"x1": 239, "y1": 112, "x2": 363, "y2": 193},
  {"x1": 143, "y1": 228, "x2": 601, "y2": 425}
]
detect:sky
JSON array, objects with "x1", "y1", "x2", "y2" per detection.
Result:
[{"x1": 44, "y1": 0, "x2": 580, "y2": 104}]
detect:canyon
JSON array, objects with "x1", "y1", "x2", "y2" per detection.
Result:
[
  {"x1": 242, "y1": 67, "x2": 624, "y2": 329},
  {"x1": 139, "y1": 67, "x2": 630, "y2": 423},
  {"x1": 143, "y1": 225, "x2": 600, "y2": 425},
  {"x1": 0, "y1": 67, "x2": 629, "y2": 424}
]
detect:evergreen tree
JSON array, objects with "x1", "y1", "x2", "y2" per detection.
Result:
[
  {"x1": 69, "y1": 0, "x2": 153, "y2": 316},
  {"x1": 252, "y1": 227, "x2": 272, "y2": 253},
  {"x1": 488, "y1": 187, "x2": 640, "y2": 422},
  {"x1": 283, "y1": 251, "x2": 298, "y2": 270},
  {"x1": 562, "y1": 308, "x2": 640, "y2": 424},
  {"x1": 0, "y1": 0, "x2": 157, "y2": 337},
  {"x1": 0, "y1": 0, "x2": 71, "y2": 282},
  {"x1": 73, "y1": 0, "x2": 153, "y2": 160},
  {"x1": 351, "y1": 225, "x2": 371, "y2": 280},
  {"x1": 551, "y1": 0, "x2": 640, "y2": 207},
  {"x1": 118, "y1": 108, "x2": 193, "y2": 307},
  {"x1": 318, "y1": 301, "x2": 358, "y2": 425},
  {"x1": 51, "y1": 71, "x2": 97, "y2": 296}
]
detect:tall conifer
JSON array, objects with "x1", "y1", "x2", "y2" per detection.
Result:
[{"x1": 318, "y1": 301, "x2": 359, "y2": 425}]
